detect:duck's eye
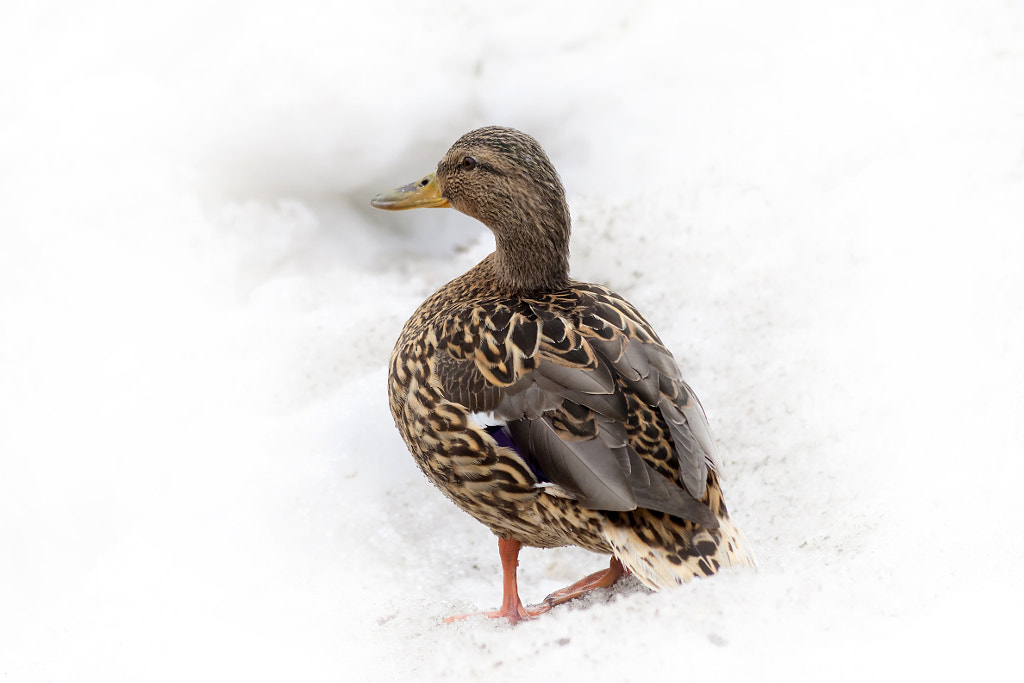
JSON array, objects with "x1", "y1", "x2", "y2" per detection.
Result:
[{"x1": 461, "y1": 156, "x2": 477, "y2": 170}]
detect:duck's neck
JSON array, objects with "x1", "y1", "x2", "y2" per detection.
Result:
[{"x1": 488, "y1": 209, "x2": 571, "y2": 296}]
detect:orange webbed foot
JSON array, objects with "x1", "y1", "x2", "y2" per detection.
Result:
[
  {"x1": 534, "y1": 556, "x2": 625, "y2": 610},
  {"x1": 443, "y1": 600, "x2": 551, "y2": 626}
]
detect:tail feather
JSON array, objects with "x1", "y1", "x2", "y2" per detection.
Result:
[{"x1": 602, "y1": 514, "x2": 757, "y2": 590}]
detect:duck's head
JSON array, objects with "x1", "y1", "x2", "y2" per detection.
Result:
[{"x1": 372, "y1": 126, "x2": 571, "y2": 293}]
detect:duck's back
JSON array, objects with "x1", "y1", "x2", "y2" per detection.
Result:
[{"x1": 388, "y1": 254, "x2": 756, "y2": 589}]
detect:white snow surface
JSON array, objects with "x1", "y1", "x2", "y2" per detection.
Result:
[{"x1": 2, "y1": 1, "x2": 1023, "y2": 680}]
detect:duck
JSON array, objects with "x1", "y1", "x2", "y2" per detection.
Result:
[{"x1": 371, "y1": 126, "x2": 756, "y2": 624}]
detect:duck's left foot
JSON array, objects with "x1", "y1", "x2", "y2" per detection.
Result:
[{"x1": 533, "y1": 556, "x2": 626, "y2": 610}]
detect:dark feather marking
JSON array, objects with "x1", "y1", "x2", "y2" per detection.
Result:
[
  {"x1": 509, "y1": 320, "x2": 539, "y2": 357},
  {"x1": 488, "y1": 306, "x2": 513, "y2": 331}
]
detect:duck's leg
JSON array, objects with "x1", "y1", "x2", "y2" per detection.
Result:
[
  {"x1": 444, "y1": 538, "x2": 540, "y2": 625},
  {"x1": 528, "y1": 556, "x2": 625, "y2": 611},
  {"x1": 444, "y1": 544, "x2": 626, "y2": 625}
]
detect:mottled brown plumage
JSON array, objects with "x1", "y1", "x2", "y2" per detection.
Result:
[{"x1": 372, "y1": 126, "x2": 756, "y2": 622}]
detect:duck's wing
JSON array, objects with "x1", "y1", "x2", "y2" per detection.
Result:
[{"x1": 435, "y1": 287, "x2": 721, "y2": 529}]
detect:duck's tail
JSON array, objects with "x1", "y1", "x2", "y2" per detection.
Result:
[{"x1": 602, "y1": 513, "x2": 757, "y2": 590}]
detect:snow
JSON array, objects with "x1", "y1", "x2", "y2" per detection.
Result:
[{"x1": 2, "y1": 0, "x2": 1022, "y2": 680}]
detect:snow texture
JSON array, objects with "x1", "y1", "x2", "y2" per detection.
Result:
[{"x1": 2, "y1": 1, "x2": 1022, "y2": 681}]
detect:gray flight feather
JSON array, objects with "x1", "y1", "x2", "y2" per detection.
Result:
[
  {"x1": 658, "y1": 396, "x2": 709, "y2": 498},
  {"x1": 508, "y1": 413, "x2": 719, "y2": 528},
  {"x1": 508, "y1": 417, "x2": 638, "y2": 511},
  {"x1": 590, "y1": 336, "x2": 660, "y2": 405},
  {"x1": 494, "y1": 362, "x2": 626, "y2": 421},
  {"x1": 677, "y1": 383, "x2": 723, "y2": 474}
]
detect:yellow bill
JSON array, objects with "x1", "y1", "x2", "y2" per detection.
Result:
[{"x1": 371, "y1": 172, "x2": 450, "y2": 210}]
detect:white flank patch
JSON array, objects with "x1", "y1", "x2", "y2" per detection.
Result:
[{"x1": 468, "y1": 411, "x2": 505, "y2": 429}]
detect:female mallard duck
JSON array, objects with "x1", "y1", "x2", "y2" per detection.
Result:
[{"x1": 372, "y1": 126, "x2": 756, "y2": 624}]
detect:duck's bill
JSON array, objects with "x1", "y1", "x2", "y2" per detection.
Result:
[{"x1": 371, "y1": 172, "x2": 450, "y2": 210}]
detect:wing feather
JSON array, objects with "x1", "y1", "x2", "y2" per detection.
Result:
[{"x1": 433, "y1": 288, "x2": 722, "y2": 527}]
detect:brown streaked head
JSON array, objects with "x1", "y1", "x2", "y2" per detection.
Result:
[{"x1": 372, "y1": 126, "x2": 571, "y2": 294}]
